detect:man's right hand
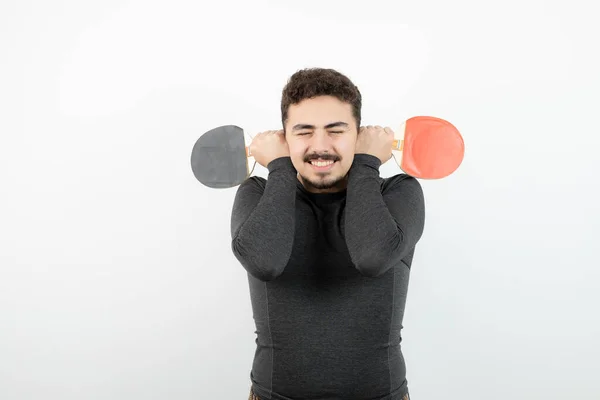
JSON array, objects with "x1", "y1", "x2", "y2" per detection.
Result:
[{"x1": 248, "y1": 129, "x2": 290, "y2": 168}]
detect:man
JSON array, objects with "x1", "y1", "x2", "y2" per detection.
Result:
[{"x1": 231, "y1": 68, "x2": 425, "y2": 400}]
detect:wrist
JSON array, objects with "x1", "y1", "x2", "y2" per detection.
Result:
[{"x1": 353, "y1": 153, "x2": 382, "y2": 168}]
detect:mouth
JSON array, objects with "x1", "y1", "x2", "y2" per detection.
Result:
[{"x1": 307, "y1": 159, "x2": 337, "y2": 172}]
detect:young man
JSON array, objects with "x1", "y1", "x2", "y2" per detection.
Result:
[{"x1": 231, "y1": 68, "x2": 425, "y2": 400}]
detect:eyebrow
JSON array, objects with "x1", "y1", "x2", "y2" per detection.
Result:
[{"x1": 291, "y1": 122, "x2": 349, "y2": 131}]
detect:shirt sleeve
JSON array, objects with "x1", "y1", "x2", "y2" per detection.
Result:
[
  {"x1": 343, "y1": 153, "x2": 426, "y2": 277},
  {"x1": 230, "y1": 156, "x2": 298, "y2": 281}
]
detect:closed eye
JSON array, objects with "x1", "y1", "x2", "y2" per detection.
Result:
[{"x1": 296, "y1": 131, "x2": 345, "y2": 136}]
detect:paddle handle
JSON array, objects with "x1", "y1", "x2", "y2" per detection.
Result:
[
  {"x1": 245, "y1": 140, "x2": 403, "y2": 159},
  {"x1": 392, "y1": 139, "x2": 403, "y2": 151}
]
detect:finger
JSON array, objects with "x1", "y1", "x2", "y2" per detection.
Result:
[{"x1": 384, "y1": 126, "x2": 394, "y2": 135}]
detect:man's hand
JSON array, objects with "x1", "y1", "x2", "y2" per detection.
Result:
[
  {"x1": 249, "y1": 129, "x2": 290, "y2": 168},
  {"x1": 355, "y1": 125, "x2": 394, "y2": 164}
]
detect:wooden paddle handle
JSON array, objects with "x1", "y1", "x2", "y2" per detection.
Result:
[
  {"x1": 245, "y1": 141, "x2": 402, "y2": 158},
  {"x1": 392, "y1": 139, "x2": 403, "y2": 151}
]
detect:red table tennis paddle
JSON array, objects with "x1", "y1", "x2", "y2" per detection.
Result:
[
  {"x1": 190, "y1": 116, "x2": 464, "y2": 188},
  {"x1": 392, "y1": 116, "x2": 464, "y2": 180}
]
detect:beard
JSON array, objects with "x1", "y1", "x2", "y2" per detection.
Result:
[
  {"x1": 297, "y1": 152, "x2": 348, "y2": 193},
  {"x1": 299, "y1": 171, "x2": 347, "y2": 192}
]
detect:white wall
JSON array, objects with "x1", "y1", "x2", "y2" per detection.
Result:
[{"x1": 1, "y1": 0, "x2": 598, "y2": 399}]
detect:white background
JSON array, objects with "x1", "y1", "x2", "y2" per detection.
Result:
[{"x1": 1, "y1": 0, "x2": 599, "y2": 399}]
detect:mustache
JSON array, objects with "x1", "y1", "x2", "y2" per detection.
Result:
[{"x1": 305, "y1": 154, "x2": 339, "y2": 162}]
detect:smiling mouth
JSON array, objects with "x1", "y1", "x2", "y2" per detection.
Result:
[
  {"x1": 307, "y1": 159, "x2": 337, "y2": 171},
  {"x1": 310, "y1": 159, "x2": 335, "y2": 167}
]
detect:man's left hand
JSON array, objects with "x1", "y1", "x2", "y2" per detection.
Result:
[{"x1": 355, "y1": 125, "x2": 394, "y2": 164}]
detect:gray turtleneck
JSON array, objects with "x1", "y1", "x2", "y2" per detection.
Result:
[{"x1": 230, "y1": 153, "x2": 425, "y2": 400}]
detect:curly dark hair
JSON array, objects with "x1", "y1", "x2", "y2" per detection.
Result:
[{"x1": 280, "y1": 67, "x2": 362, "y2": 131}]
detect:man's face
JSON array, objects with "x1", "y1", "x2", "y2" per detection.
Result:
[{"x1": 284, "y1": 95, "x2": 358, "y2": 193}]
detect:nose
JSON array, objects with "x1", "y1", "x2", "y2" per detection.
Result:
[{"x1": 310, "y1": 131, "x2": 332, "y2": 153}]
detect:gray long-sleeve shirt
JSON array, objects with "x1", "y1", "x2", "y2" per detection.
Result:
[{"x1": 231, "y1": 153, "x2": 425, "y2": 400}]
